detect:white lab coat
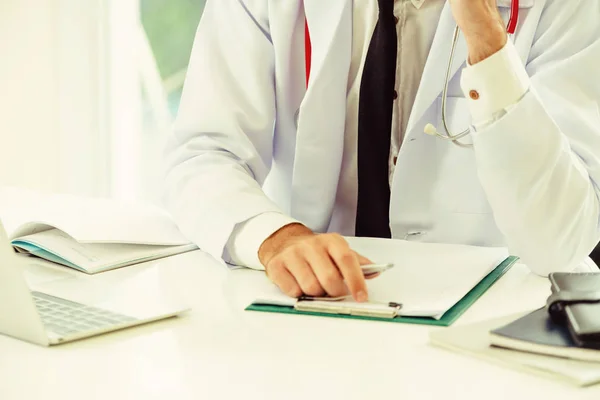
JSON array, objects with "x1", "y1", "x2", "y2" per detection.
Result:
[{"x1": 165, "y1": 0, "x2": 600, "y2": 275}]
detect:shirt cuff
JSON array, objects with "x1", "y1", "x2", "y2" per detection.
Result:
[
  {"x1": 225, "y1": 212, "x2": 299, "y2": 270},
  {"x1": 460, "y1": 39, "x2": 530, "y2": 126}
]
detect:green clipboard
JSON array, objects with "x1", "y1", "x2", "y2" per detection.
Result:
[{"x1": 246, "y1": 256, "x2": 519, "y2": 327}]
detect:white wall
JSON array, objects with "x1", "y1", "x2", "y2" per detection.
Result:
[
  {"x1": 106, "y1": 0, "x2": 144, "y2": 202},
  {"x1": 0, "y1": 0, "x2": 111, "y2": 196},
  {"x1": 1, "y1": 1, "x2": 61, "y2": 191}
]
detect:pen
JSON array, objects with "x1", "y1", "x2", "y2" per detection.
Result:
[{"x1": 361, "y1": 263, "x2": 394, "y2": 276}]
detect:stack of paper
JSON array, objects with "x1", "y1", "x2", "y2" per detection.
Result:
[{"x1": 429, "y1": 313, "x2": 600, "y2": 387}]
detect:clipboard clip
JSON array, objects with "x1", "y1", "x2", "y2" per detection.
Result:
[{"x1": 295, "y1": 296, "x2": 402, "y2": 319}]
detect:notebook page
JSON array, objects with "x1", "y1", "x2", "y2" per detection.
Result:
[
  {"x1": 13, "y1": 228, "x2": 197, "y2": 273},
  {"x1": 4, "y1": 191, "x2": 190, "y2": 245}
]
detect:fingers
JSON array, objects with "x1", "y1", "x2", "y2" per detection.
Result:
[
  {"x1": 265, "y1": 260, "x2": 302, "y2": 298},
  {"x1": 355, "y1": 252, "x2": 378, "y2": 279},
  {"x1": 327, "y1": 235, "x2": 368, "y2": 302},
  {"x1": 365, "y1": 272, "x2": 380, "y2": 280},
  {"x1": 304, "y1": 244, "x2": 348, "y2": 298},
  {"x1": 285, "y1": 254, "x2": 326, "y2": 297},
  {"x1": 264, "y1": 233, "x2": 370, "y2": 302},
  {"x1": 356, "y1": 253, "x2": 374, "y2": 266}
]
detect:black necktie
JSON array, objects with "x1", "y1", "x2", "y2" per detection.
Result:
[{"x1": 355, "y1": 0, "x2": 397, "y2": 238}]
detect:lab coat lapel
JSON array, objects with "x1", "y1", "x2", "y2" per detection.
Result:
[
  {"x1": 291, "y1": 0, "x2": 352, "y2": 232},
  {"x1": 405, "y1": 3, "x2": 467, "y2": 137}
]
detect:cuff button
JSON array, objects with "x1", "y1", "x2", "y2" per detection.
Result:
[{"x1": 469, "y1": 90, "x2": 480, "y2": 100}]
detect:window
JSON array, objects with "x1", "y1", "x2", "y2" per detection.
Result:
[
  {"x1": 141, "y1": 0, "x2": 206, "y2": 115},
  {"x1": 109, "y1": 0, "x2": 206, "y2": 203},
  {"x1": 3, "y1": 1, "x2": 205, "y2": 199}
]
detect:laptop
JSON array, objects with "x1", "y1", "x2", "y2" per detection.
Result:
[{"x1": 0, "y1": 222, "x2": 189, "y2": 346}]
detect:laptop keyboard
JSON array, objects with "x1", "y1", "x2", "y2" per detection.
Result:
[{"x1": 32, "y1": 291, "x2": 137, "y2": 337}]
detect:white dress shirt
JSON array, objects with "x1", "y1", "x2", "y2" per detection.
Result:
[{"x1": 226, "y1": 0, "x2": 529, "y2": 270}]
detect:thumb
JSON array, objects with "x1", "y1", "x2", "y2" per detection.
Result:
[
  {"x1": 354, "y1": 252, "x2": 381, "y2": 280},
  {"x1": 354, "y1": 252, "x2": 373, "y2": 266}
]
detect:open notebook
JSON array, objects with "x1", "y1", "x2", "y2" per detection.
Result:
[
  {"x1": 248, "y1": 237, "x2": 518, "y2": 326},
  {"x1": 1, "y1": 191, "x2": 196, "y2": 274}
]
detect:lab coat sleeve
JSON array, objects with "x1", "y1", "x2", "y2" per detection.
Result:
[
  {"x1": 163, "y1": 0, "x2": 286, "y2": 262},
  {"x1": 226, "y1": 212, "x2": 299, "y2": 270},
  {"x1": 463, "y1": 1, "x2": 600, "y2": 275},
  {"x1": 461, "y1": 42, "x2": 529, "y2": 126}
]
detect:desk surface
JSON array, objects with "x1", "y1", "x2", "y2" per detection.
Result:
[{"x1": 0, "y1": 249, "x2": 599, "y2": 400}]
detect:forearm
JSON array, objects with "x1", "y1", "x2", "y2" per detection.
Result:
[
  {"x1": 164, "y1": 0, "x2": 280, "y2": 262},
  {"x1": 453, "y1": 1, "x2": 600, "y2": 273},
  {"x1": 473, "y1": 91, "x2": 600, "y2": 275},
  {"x1": 164, "y1": 146, "x2": 285, "y2": 261},
  {"x1": 450, "y1": 0, "x2": 507, "y2": 65}
]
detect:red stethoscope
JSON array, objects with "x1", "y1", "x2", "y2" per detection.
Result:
[{"x1": 304, "y1": 0, "x2": 520, "y2": 97}]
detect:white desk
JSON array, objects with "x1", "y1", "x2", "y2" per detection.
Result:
[{"x1": 0, "y1": 249, "x2": 599, "y2": 400}]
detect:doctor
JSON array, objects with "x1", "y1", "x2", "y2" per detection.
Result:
[{"x1": 164, "y1": 0, "x2": 600, "y2": 302}]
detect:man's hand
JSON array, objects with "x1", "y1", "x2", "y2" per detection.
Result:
[
  {"x1": 449, "y1": 0, "x2": 508, "y2": 64},
  {"x1": 258, "y1": 224, "x2": 373, "y2": 302}
]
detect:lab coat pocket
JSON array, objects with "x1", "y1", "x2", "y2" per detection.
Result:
[{"x1": 431, "y1": 96, "x2": 492, "y2": 215}]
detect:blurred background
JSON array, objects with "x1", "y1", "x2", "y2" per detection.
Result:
[{"x1": 0, "y1": 0, "x2": 207, "y2": 204}]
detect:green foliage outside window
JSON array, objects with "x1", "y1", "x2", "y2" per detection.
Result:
[{"x1": 141, "y1": 0, "x2": 206, "y2": 113}]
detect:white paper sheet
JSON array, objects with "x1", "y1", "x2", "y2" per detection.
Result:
[
  {"x1": 1, "y1": 189, "x2": 190, "y2": 245},
  {"x1": 254, "y1": 237, "x2": 510, "y2": 318}
]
